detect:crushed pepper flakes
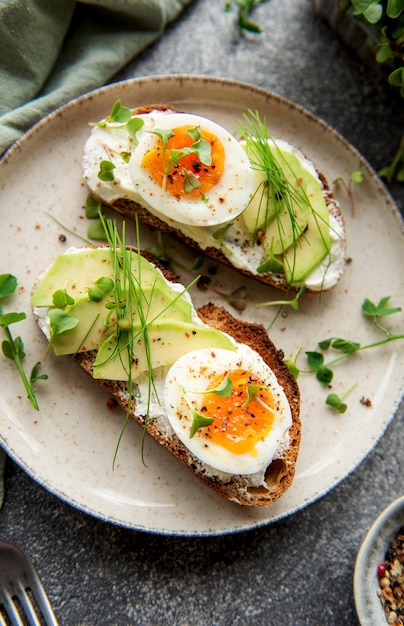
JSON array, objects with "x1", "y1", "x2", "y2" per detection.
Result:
[{"x1": 377, "y1": 526, "x2": 404, "y2": 625}]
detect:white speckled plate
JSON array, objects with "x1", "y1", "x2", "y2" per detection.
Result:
[
  {"x1": 0, "y1": 75, "x2": 403, "y2": 536},
  {"x1": 354, "y1": 495, "x2": 404, "y2": 625}
]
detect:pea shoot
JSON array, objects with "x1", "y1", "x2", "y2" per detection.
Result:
[
  {"x1": 285, "y1": 295, "x2": 404, "y2": 412},
  {"x1": 0, "y1": 274, "x2": 48, "y2": 411}
]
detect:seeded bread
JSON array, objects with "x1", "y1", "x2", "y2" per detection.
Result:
[{"x1": 83, "y1": 104, "x2": 346, "y2": 294}]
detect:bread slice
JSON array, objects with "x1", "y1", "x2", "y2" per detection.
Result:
[
  {"x1": 32, "y1": 248, "x2": 301, "y2": 507},
  {"x1": 74, "y1": 302, "x2": 301, "y2": 506},
  {"x1": 83, "y1": 104, "x2": 346, "y2": 294}
]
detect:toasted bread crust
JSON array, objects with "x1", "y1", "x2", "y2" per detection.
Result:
[{"x1": 84, "y1": 104, "x2": 346, "y2": 294}]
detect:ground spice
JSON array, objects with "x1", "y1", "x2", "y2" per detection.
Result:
[{"x1": 377, "y1": 526, "x2": 404, "y2": 625}]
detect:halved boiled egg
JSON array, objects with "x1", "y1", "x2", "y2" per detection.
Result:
[
  {"x1": 164, "y1": 345, "x2": 292, "y2": 475},
  {"x1": 128, "y1": 113, "x2": 255, "y2": 227}
]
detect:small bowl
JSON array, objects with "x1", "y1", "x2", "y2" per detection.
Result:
[{"x1": 354, "y1": 495, "x2": 404, "y2": 625}]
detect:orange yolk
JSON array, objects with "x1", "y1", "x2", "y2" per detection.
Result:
[
  {"x1": 200, "y1": 369, "x2": 275, "y2": 455},
  {"x1": 141, "y1": 125, "x2": 225, "y2": 199}
]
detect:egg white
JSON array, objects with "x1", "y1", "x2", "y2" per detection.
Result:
[
  {"x1": 128, "y1": 113, "x2": 255, "y2": 228},
  {"x1": 82, "y1": 109, "x2": 172, "y2": 204},
  {"x1": 164, "y1": 345, "x2": 292, "y2": 475}
]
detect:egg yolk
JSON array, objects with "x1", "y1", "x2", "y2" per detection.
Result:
[
  {"x1": 200, "y1": 369, "x2": 275, "y2": 455},
  {"x1": 141, "y1": 125, "x2": 225, "y2": 199}
]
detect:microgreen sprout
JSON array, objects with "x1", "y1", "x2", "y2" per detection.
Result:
[
  {"x1": 257, "y1": 286, "x2": 306, "y2": 311},
  {"x1": 44, "y1": 309, "x2": 79, "y2": 360},
  {"x1": 326, "y1": 381, "x2": 357, "y2": 414},
  {"x1": 333, "y1": 170, "x2": 363, "y2": 215},
  {"x1": 285, "y1": 295, "x2": 403, "y2": 412},
  {"x1": 98, "y1": 160, "x2": 116, "y2": 182},
  {"x1": 379, "y1": 134, "x2": 404, "y2": 183},
  {"x1": 242, "y1": 384, "x2": 281, "y2": 417},
  {"x1": 0, "y1": 273, "x2": 48, "y2": 410},
  {"x1": 52, "y1": 288, "x2": 74, "y2": 308},
  {"x1": 88, "y1": 277, "x2": 114, "y2": 302},
  {"x1": 95, "y1": 99, "x2": 145, "y2": 142},
  {"x1": 224, "y1": 0, "x2": 265, "y2": 33},
  {"x1": 149, "y1": 125, "x2": 212, "y2": 194}
]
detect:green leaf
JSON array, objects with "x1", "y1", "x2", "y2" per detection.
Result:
[
  {"x1": 189, "y1": 138, "x2": 212, "y2": 166},
  {"x1": 52, "y1": 289, "x2": 74, "y2": 308},
  {"x1": 306, "y1": 351, "x2": 324, "y2": 370},
  {"x1": 389, "y1": 67, "x2": 404, "y2": 87},
  {"x1": 88, "y1": 277, "x2": 114, "y2": 302},
  {"x1": 316, "y1": 366, "x2": 334, "y2": 386},
  {"x1": 318, "y1": 338, "x2": 332, "y2": 350},
  {"x1": 351, "y1": 170, "x2": 364, "y2": 183},
  {"x1": 98, "y1": 160, "x2": 116, "y2": 182},
  {"x1": 186, "y1": 126, "x2": 202, "y2": 142},
  {"x1": 110, "y1": 99, "x2": 132, "y2": 124},
  {"x1": 49, "y1": 309, "x2": 79, "y2": 337},
  {"x1": 2, "y1": 339, "x2": 15, "y2": 360},
  {"x1": 386, "y1": 0, "x2": 404, "y2": 19},
  {"x1": 0, "y1": 274, "x2": 17, "y2": 299},
  {"x1": 182, "y1": 169, "x2": 202, "y2": 194},
  {"x1": 126, "y1": 117, "x2": 145, "y2": 143},
  {"x1": 190, "y1": 410, "x2": 215, "y2": 438},
  {"x1": 87, "y1": 219, "x2": 108, "y2": 241},
  {"x1": 150, "y1": 128, "x2": 175, "y2": 147},
  {"x1": 30, "y1": 361, "x2": 48, "y2": 383},
  {"x1": 85, "y1": 193, "x2": 103, "y2": 219},
  {"x1": 239, "y1": 12, "x2": 262, "y2": 32},
  {"x1": 0, "y1": 311, "x2": 26, "y2": 327},
  {"x1": 330, "y1": 338, "x2": 360, "y2": 354},
  {"x1": 326, "y1": 393, "x2": 348, "y2": 413},
  {"x1": 362, "y1": 296, "x2": 401, "y2": 318},
  {"x1": 256, "y1": 254, "x2": 284, "y2": 274}
]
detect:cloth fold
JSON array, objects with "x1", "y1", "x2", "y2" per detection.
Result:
[{"x1": 0, "y1": 0, "x2": 193, "y2": 155}]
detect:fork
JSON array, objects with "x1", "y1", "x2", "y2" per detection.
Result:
[{"x1": 0, "y1": 539, "x2": 59, "y2": 626}]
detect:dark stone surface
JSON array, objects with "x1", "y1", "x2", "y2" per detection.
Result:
[{"x1": 1, "y1": 1, "x2": 403, "y2": 624}]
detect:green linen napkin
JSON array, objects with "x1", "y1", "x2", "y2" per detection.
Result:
[
  {"x1": 0, "y1": 0, "x2": 193, "y2": 156},
  {"x1": 0, "y1": 0, "x2": 193, "y2": 507}
]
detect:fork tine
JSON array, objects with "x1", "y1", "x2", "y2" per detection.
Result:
[
  {"x1": 15, "y1": 580, "x2": 42, "y2": 626},
  {"x1": 0, "y1": 587, "x2": 25, "y2": 626},
  {"x1": 22, "y1": 571, "x2": 59, "y2": 626}
]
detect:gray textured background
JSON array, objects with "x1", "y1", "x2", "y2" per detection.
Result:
[{"x1": 1, "y1": 1, "x2": 403, "y2": 624}]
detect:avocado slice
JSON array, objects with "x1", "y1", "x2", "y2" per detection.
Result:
[
  {"x1": 283, "y1": 179, "x2": 331, "y2": 284},
  {"x1": 31, "y1": 247, "x2": 164, "y2": 307},
  {"x1": 93, "y1": 320, "x2": 236, "y2": 381},
  {"x1": 51, "y1": 283, "x2": 193, "y2": 356}
]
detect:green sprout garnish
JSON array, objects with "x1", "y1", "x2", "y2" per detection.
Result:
[
  {"x1": 326, "y1": 382, "x2": 357, "y2": 414},
  {"x1": 44, "y1": 309, "x2": 79, "y2": 360},
  {"x1": 0, "y1": 274, "x2": 48, "y2": 410},
  {"x1": 333, "y1": 170, "x2": 363, "y2": 215},
  {"x1": 52, "y1": 288, "x2": 74, "y2": 308},
  {"x1": 242, "y1": 384, "x2": 281, "y2": 417},
  {"x1": 95, "y1": 99, "x2": 145, "y2": 143},
  {"x1": 149, "y1": 125, "x2": 212, "y2": 194},
  {"x1": 98, "y1": 160, "x2": 116, "y2": 182},
  {"x1": 237, "y1": 110, "x2": 334, "y2": 284},
  {"x1": 88, "y1": 277, "x2": 114, "y2": 303},
  {"x1": 184, "y1": 372, "x2": 278, "y2": 437},
  {"x1": 285, "y1": 296, "x2": 403, "y2": 412},
  {"x1": 224, "y1": 0, "x2": 265, "y2": 33}
]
